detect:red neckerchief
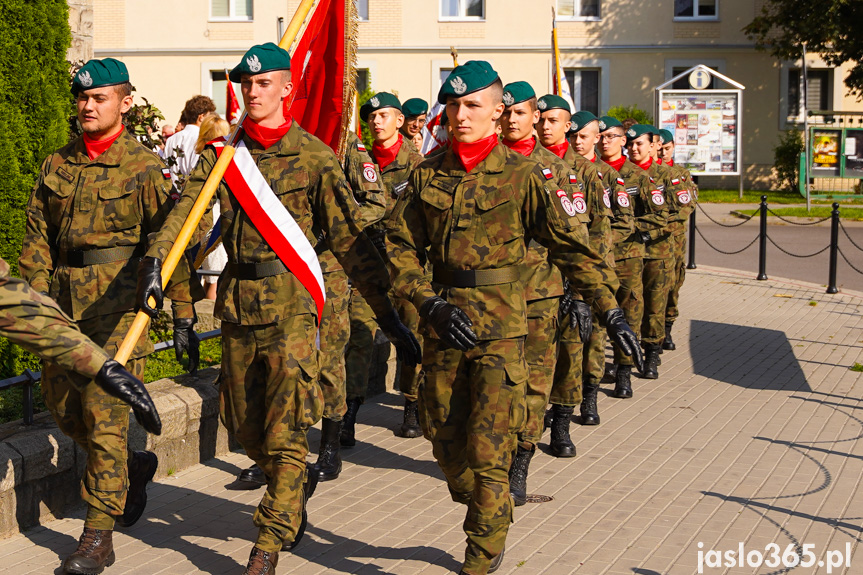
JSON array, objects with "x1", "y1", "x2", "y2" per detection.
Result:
[
  {"x1": 82, "y1": 126, "x2": 124, "y2": 160},
  {"x1": 502, "y1": 136, "x2": 536, "y2": 157},
  {"x1": 243, "y1": 115, "x2": 293, "y2": 149},
  {"x1": 373, "y1": 134, "x2": 403, "y2": 169},
  {"x1": 587, "y1": 154, "x2": 597, "y2": 163},
  {"x1": 545, "y1": 140, "x2": 569, "y2": 159},
  {"x1": 636, "y1": 157, "x2": 653, "y2": 171},
  {"x1": 606, "y1": 156, "x2": 626, "y2": 172},
  {"x1": 452, "y1": 133, "x2": 499, "y2": 172},
  {"x1": 666, "y1": 159, "x2": 674, "y2": 167}
]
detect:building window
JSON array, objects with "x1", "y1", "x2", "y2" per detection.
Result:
[
  {"x1": 211, "y1": 0, "x2": 253, "y2": 21},
  {"x1": 357, "y1": 69, "x2": 370, "y2": 94},
  {"x1": 440, "y1": 0, "x2": 484, "y2": 20},
  {"x1": 787, "y1": 69, "x2": 832, "y2": 118},
  {"x1": 674, "y1": 0, "x2": 717, "y2": 19},
  {"x1": 558, "y1": 0, "x2": 600, "y2": 19},
  {"x1": 564, "y1": 69, "x2": 600, "y2": 116},
  {"x1": 357, "y1": 0, "x2": 369, "y2": 21},
  {"x1": 671, "y1": 66, "x2": 717, "y2": 89},
  {"x1": 210, "y1": 70, "x2": 241, "y2": 119}
]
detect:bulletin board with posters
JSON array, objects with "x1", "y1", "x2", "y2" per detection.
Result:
[
  {"x1": 657, "y1": 90, "x2": 742, "y2": 176},
  {"x1": 844, "y1": 129, "x2": 863, "y2": 178}
]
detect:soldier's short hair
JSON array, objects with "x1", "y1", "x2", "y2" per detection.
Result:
[
  {"x1": 621, "y1": 118, "x2": 638, "y2": 131},
  {"x1": 526, "y1": 96, "x2": 538, "y2": 112},
  {"x1": 489, "y1": 78, "x2": 504, "y2": 105},
  {"x1": 114, "y1": 82, "x2": 133, "y2": 97},
  {"x1": 181, "y1": 95, "x2": 217, "y2": 125}
]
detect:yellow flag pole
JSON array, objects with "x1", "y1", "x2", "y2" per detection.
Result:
[
  {"x1": 450, "y1": 46, "x2": 458, "y2": 67},
  {"x1": 552, "y1": 8, "x2": 564, "y2": 96},
  {"x1": 114, "y1": 0, "x2": 318, "y2": 365}
]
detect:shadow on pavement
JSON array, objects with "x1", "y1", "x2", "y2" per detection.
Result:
[{"x1": 689, "y1": 320, "x2": 813, "y2": 392}]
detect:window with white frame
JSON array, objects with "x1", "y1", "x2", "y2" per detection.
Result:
[
  {"x1": 357, "y1": 0, "x2": 369, "y2": 21},
  {"x1": 674, "y1": 0, "x2": 717, "y2": 19},
  {"x1": 558, "y1": 0, "x2": 600, "y2": 19},
  {"x1": 564, "y1": 69, "x2": 600, "y2": 115},
  {"x1": 357, "y1": 69, "x2": 370, "y2": 94},
  {"x1": 211, "y1": 0, "x2": 253, "y2": 21},
  {"x1": 440, "y1": 0, "x2": 484, "y2": 20},
  {"x1": 787, "y1": 69, "x2": 832, "y2": 119},
  {"x1": 210, "y1": 70, "x2": 241, "y2": 119}
]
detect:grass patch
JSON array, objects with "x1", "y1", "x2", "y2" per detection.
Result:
[
  {"x1": 697, "y1": 189, "x2": 863, "y2": 205},
  {"x1": 851, "y1": 363, "x2": 863, "y2": 372},
  {"x1": 143, "y1": 337, "x2": 222, "y2": 383},
  {"x1": 809, "y1": 301, "x2": 817, "y2": 306},
  {"x1": 736, "y1": 207, "x2": 863, "y2": 221}
]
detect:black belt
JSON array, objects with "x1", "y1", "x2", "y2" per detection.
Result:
[
  {"x1": 227, "y1": 260, "x2": 288, "y2": 280},
  {"x1": 59, "y1": 245, "x2": 144, "y2": 267},
  {"x1": 432, "y1": 266, "x2": 521, "y2": 288}
]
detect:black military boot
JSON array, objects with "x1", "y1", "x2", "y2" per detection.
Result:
[
  {"x1": 62, "y1": 528, "x2": 115, "y2": 574},
  {"x1": 243, "y1": 546, "x2": 278, "y2": 575},
  {"x1": 580, "y1": 382, "x2": 600, "y2": 425},
  {"x1": 549, "y1": 404, "x2": 576, "y2": 458},
  {"x1": 237, "y1": 464, "x2": 267, "y2": 489},
  {"x1": 117, "y1": 450, "x2": 158, "y2": 528},
  {"x1": 663, "y1": 321, "x2": 676, "y2": 351},
  {"x1": 508, "y1": 444, "x2": 534, "y2": 506},
  {"x1": 543, "y1": 407, "x2": 554, "y2": 431},
  {"x1": 614, "y1": 365, "x2": 633, "y2": 399},
  {"x1": 340, "y1": 397, "x2": 361, "y2": 447},
  {"x1": 397, "y1": 399, "x2": 422, "y2": 438},
  {"x1": 642, "y1": 344, "x2": 660, "y2": 379},
  {"x1": 604, "y1": 363, "x2": 617, "y2": 382},
  {"x1": 314, "y1": 417, "x2": 342, "y2": 481}
]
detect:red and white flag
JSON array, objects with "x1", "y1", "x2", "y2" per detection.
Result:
[
  {"x1": 225, "y1": 69, "x2": 240, "y2": 125},
  {"x1": 421, "y1": 101, "x2": 448, "y2": 155}
]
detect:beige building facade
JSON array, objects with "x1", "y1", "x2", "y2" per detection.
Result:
[{"x1": 93, "y1": 0, "x2": 862, "y2": 189}]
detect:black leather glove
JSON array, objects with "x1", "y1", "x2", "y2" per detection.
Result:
[
  {"x1": 96, "y1": 360, "x2": 162, "y2": 435},
  {"x1": 639, "y1": 231, "x2": 651, "y2": 244},
  {"x1": 558, "y1": 285, "x2": 574, "y2": 320},
  {"x1": 572, "y1": 300, "x2": 593, "y2": 343},
  {"x1": 376, "y1": 308, "x2": 423, "y2": 367},
  {"x1": 368, "y1": 228, "x2": 388, "y2": 259},
  {"x1": 604, "y1": 308, "x2": 644, "y2": 373},
  {"x1": 173, "y1": 315, "x2": 200, "y2": 375},
  {"x1": 136, "y1": 257, "x2": 164, "y2": 318},
  {"x1": 420, "y1": 296, "x2": 478, "y2": 352}
]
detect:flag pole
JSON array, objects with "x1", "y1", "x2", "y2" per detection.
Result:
[
  {"x1": 114, "y1": 0, "x2": 318, "y2": 365},
  {"x1": 552, "y1": 8, "x2": 564, "y2": 96},
  {"x1": 450, "y1": 46, "x2": 458, "y2": 67}
]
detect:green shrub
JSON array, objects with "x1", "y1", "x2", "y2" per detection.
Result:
[
  {"x1": 357, "y1": 79, "x2": 376, "y2": 151},
  {"x1": 773, "y1": 129, "x2": 804, "y2": 193},
  {"x1": 606, "y1": 105, "x2": 653, "y2": 125}
]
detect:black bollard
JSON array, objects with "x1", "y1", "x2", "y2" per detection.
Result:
[
  {"x1": 827, "y1": 202, "x2": 839, "y2": 294},
  {"x1": 757, "y1": 195, "x2": 768, "y2": 280},
  {"x1": 687, "y1": 208, "x2": 697, "y2": 269}
]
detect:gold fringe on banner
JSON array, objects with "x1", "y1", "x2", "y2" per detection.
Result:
[{"x1": 338, "y1": 0, "x2": 359, "y2": 161}]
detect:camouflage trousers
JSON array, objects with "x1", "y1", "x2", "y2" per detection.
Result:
[
  {"x1": 41, "y1": 311, "x2": 151, "y2": 530},
  {"x1": 418, "y1": 337, "x2": 527, "y2": 575},
  {"x1": 665, "y1": 233, "x2": 687, "y2": 324},
  {"x1": 549, "y1": 308, "x2": 583, "y2": 407},
  {"x1": 394, "y1": 296, "x2": 423, "y2": 401},
  {"x1": 518, "y1": 297, "x2": 559, "y2": 447},
  {"x1": 583, "y1": 316, "x2": 607, "y2": 386},
  {"x1": 319, "y1": 270, "x2": 350, "y2": 420},
  {"x1": 219, "y1": 315, "x2": 324, "y2": 552},
  {"x1": 641, "y1": 256, "x2": 673, "y2": 345},
  {"x1": 344, "y1": 286, "x2": 378, "y2": 402},
  {"x1": 613, "y1": 257, "x2": 644, "y2": 366}
]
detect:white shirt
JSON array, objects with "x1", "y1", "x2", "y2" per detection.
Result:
[{"x1": 164, "y1": 124, "x2": 201, "y2": 187}]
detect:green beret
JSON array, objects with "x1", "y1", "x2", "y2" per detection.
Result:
[
  {"x1": 502, "y1": 81, "x2": 536, "y2": 107},
  {"x1": 229, "y1": 43, "x2": 291, "y2": 83},
  {"x1": 360, "y1": 92, "x2": 402, "y2": 122},
  {"x1": 437, "y1": 60, "x2": 499, "y2": 104},
  {"x1": 402, "y1": 98, "x2": 428, "y2": 118},
  {"x1": 571, "y1": 111, "x2": 598, "y2": 133},
  {"x1": 626, "y1": 124, "x2": 654, "y2": 142},
  {"x1": 658, "y1": 129, "x2": 674, "y2": 145},
  {"x1": 598, "y1": 116, "x2": 622, "y2": 131},
  {"x1": 537, "y1": 94, "x2": 571, "y2": 114},
  {"x1": 72, "y1": 58, "x2": 129, "y2": 95}
]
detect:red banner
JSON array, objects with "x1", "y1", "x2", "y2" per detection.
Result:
[{"x1": 225, "y1": 70, "x2": 240, "y2": 124}]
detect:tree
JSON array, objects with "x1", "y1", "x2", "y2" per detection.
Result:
[
  {"x1": 744, "y1": 0, "x2": 863, "y2": 100},
  {"x1": 606, "y1": 105, "x2": 652, "y2": 125}
]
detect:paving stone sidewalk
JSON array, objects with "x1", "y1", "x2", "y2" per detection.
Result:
[{"x1": 0, "y1": 267, "x2": 861, "y2": 575}]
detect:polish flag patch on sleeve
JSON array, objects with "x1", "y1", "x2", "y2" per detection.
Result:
[
  {"x1": 569, "y1": 174, "x2": 578, "y2": 184},
  {"x1": 542, "y1": 168, "x2": 554, "y2": 180},
  {"x1": 161, "y1": 168, "x2": 171, "y2": 179},
  {"x1": 616, "y1": 177, "x2": 625, "y2": 186},
  {"x1": 671, "y1": 177, "x2": 680, "y2": 186},
  {"x1": 357, "y1": 141, "x2": 366, "y2": 151}
]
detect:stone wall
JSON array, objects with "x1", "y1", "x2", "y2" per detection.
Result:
[{"x1": 67, "y1": 0, "x2": 94, "y2": 63}]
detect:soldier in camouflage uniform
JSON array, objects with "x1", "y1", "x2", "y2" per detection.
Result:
[
  {"x1": 385, "y1": 61, "x2": 642, "y2": 575},
  {"x1": 658, "y1": 129, "x2": 695, "y2": 352},
  {"x1": 0, "y1": 257, "x2": 161, "y2": 436},
  {"x1": 137, "y1": 44, "x2": 419, "y2": 575},
  {"x1": 598, "y1": 117, "x2": 668, "y2": 398},
  {"x1": 400, "y1": 98, "x2": 429, "y2": 151},
  {"x1": 625, "y1": 124, "x2": 687, "y2": 379},
  {"x1": 19, "y1": 59, "x2": 199, "y2": 575},
  {"x1": 568, "y1": 111, "x2": 635, "y2": 425},
  {"x1": 535, "y1": 95, "x2": 615, "y2": 457}
]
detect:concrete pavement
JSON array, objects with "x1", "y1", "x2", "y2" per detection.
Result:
[{"x1": 0, "y1": 266, "x2": 861, "y2": 574}]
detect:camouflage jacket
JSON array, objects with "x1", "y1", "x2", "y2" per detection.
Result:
[
  {"x1": 563, "y1": 145, "x2": 614, "y2": 265},
  {"x1": 664, "y1": 162, "x2": 695, "y2": 235},
  {"x1": 645, "y1": 161, "x2": 686, "y2": 259},
  {"x1": 319, "y1": 131, "x2": 386, "y2": 274},
  {"x1": 147, "y1": 123, "x2": 394, "y2": 326},
  {"x1": 386, "y1": 142, "x2": 618, "y2": 341},
  {"x1": 1, "y1": 257, "x2": 110, "y2": 381},
  {"x1": 614, "y1": 158, "x2": 669, "y2": 261},
  {"x1": 19, "y1": 129, "x2": 195, "y2": 322},
  {"x1": 592, "y1": 157, "x2": 635, "y2": 247},
  {"x1": 373, "y1": 136, "x2": 425, "y2": 224}
]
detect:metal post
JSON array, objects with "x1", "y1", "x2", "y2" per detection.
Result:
[
  {"x1": 803, "y1": 43, "x2": 811, "y2": 213},
  {"x1": 687, "y1": 208, "x2": 697, "y2": 270},
  {"x1": 23, "y1": 369, "x2": 35, "y2": 425},
  {"x1": 757, "y1": 195, "x2": 768, "y2": 280},
  {"x1": 827, "y1": 202, "x2": 839, "y2": 294}
]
